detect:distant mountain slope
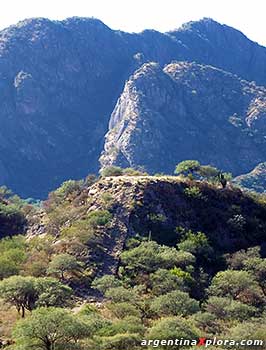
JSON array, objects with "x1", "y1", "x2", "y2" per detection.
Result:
[
  {"x1": 100, "y1": 62, "x2": 266, "y2": 175},
  {"x1": 234, "y1": 163, "x2": 266, "y2": 193},
  {"x1": 1, "y1": 17, "x2": 266, "y2": 197},
  {"x1": 0, "y1": 17, "x2": 135, "y2": 198},
  {"x1": 167, "y1": 18, "x2": 266, "y2": 86}
]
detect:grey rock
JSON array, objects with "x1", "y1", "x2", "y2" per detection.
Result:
[
  {"x1": 233, "y1": 163, "x2": 266, "y2": 193},
  {"x1": 100, "y1": 62, "x2": 266, "y2": 176}
]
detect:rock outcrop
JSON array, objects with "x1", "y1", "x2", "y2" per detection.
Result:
[
  {"x1": 101, "y1": 62, "x2": 266, "y2": 176},
  {"x1": 234, "y1": 163, "x2": 266, "y2": 193}
]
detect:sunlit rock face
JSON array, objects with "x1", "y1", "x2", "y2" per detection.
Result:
[{"x1": 101, "y1": 62, "x2": 266, "y2": 175}]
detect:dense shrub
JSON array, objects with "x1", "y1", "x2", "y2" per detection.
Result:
[
  {"x1": 101, "y1": 166, "x2": 124, "y2": 177},
  {"x1": 12, "y1": 307, "x2": 90, "y2": 349},
  {"x1": 150, "y1": 290, "x2": 200, "y2": 317}
]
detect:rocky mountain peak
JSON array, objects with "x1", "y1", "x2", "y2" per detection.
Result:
[
  {"x1": 100, "y1": 61, "x2": 266, "y2": 175},
  {"x1": 176, "y1": 17, "x2": 221, "y2": 32}
]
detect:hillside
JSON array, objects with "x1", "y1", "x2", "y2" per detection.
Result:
[
  {"x1": 101, "y1": 62, "x2": 266, "y2": 176},
  {"x1": 234, "y1": 163, "x2": 266, "y2": 193},
  {"x1": 25, "y1": 175, "x2": 266, "y2": 276},
  {"x1": 0, "y1": 17, "x2": 134, "y2": 198},
  {"x1": 1, "y1": 175, "x2": 266, "y2": 348},
  {"x1": 168, "y1": 18, "x2": 266, "y2": 85},
  {"x1": 1, "y1": 17, "x2": 266, "y2": 197}
]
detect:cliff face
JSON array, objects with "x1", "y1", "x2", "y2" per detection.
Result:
[
  {"x1": 100, "y1": 62, "x2": 266, "y2": 176},
  {"x1": 1, "y1": 17, "x2": 266, "y2": 197}
]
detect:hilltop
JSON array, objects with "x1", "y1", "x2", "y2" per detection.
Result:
[{"x1": 25, "y1": 175, "x2": 266, "y2": 276}]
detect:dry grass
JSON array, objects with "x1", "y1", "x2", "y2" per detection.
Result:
[{"x1": 0, "y1": 299, "x2": 20, "y2": 339}]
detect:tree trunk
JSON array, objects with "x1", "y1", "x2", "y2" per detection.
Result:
[{"x1": 21, "y1": 306, "x2": 25, "y2": 318}]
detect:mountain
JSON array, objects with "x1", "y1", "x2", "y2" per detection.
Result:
[
  {"x1": 1, "y1": 17, "x2": 266, "y2": 197},
  {"x1": 101, "y1": 62, "x2": 266, "y2": 175},
  {"x1": 234, "y1": 163, "x2": 266, "y2": 193},
  {"x1": 0, "y1": 17, "x2": 135, "y2": 198},
  {"x1": 167, "y1": 18, "x2": 266, "y2": 86}
]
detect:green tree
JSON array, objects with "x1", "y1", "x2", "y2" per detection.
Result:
[
  {"x1": 208, "y1": 270, "x2": 264, "y2": 307},
  {"x1": 227, "y1": 248, "x2": 266, "y2": 296},
  {"x1": 252, "y1": 260, "x2": 266, "y2": 296},
  {"x1": 0, "y1": 235, "x2": 26, "y2": 252},
  {"x1": 226, "y1": 246, "x2": 261, "y2": 270},
  {"x1": 101, "y1": 166, "x2": 124, "y2": 177},
  {"x1": 0, "y1": 236, "x2": 26, "y2": 279},
  {"x1": 97, "y1": 333, "x2": 142, "y2": 350},
  {"x1": 35, "y1": 277, "x2": 72, "y2": 308},
  {"x1": 197, "y1": 165, "x2": 220, "y2": 179},
  {"x1": 12, "y1": 307, "x2": 90, "y2": 350},
  {"x1": 0, "y1": 185, "x2": 13, "y2": 199},
  {"x1": 174, "y1": 160, "x2": 200, "y2": 178},
  {"x1": 44, "y1": 180, "x2": 83, "y2": 211},
  {"x1": 0, "y1": 202, "x2": 26, "y2": 235},
  {"x1": 0, "y1": 257, "x2": 20, "y2": 279},
  {"x1": 198, "y1": 165, "x2": 232, "y2": 188},
  {"x1": 0, "y1": 236, "x2": 27, "y2": 279},
  {"x1": 23, "y1": 250, "x2": 50, "y2": 277},
  {"x1": 98, "y1": 316, "x2": 144, "y2": 337},
  {"x1": 61, "y1": 218, "x2": 101, "y2": 246},
  {"x1": 174, "y1": 161, "x2": 231, "y2": 187},
  {"x1": 107, "y1": 302, "x2": 141, "y2": 319},
  {"x1": 105, "y1": 287, "x2": 138, "y2": 304},
  {"x1": 150, "y1": 290, "x2": 199, "y2": 317},
  {"x1": 177, "y1": 229, "x2": 214, "y2": 261},
  {"x1": 0, "y1": 276, "x2": 37, "y2": 317},
  {"x1": 87, "y1": 210, "x2": 112, "y2": 228},
  {"x1": 123, "y1": 167, "x2": 148, "y2": 176},
  {"x1": 47, "y1": 253, "x2": 82, "y2": 280},
  {"x1": 92, "y1": 275, "x2": 122, "y2": 294},
  {"x1": 226, "y1": 320, "x2": 266, "y2": 349},
  {"x1": 54, "y1": 180, "x2": 82, "y2": 198},
  {"x1": 147, "y1": 317, "x2": 200, "y2": 350},
  {"x1": 149, "y1": 269, "x2": 186, "y2": 296},
  {"x1": 121, "y1": 241, "x2": 195, "y2": 274},
  {"x1": 205, "y1": 296, "x2": 257, "y2": 321},
  {"x1": 0, "y1": 276, "x2": 72, "y2": 317},
  {"x1": 193, "y1": 312, "x2": 222, "y2": 335},
  {"x1": 169, "y1": 267, "x2": 194, "y2": 286}
]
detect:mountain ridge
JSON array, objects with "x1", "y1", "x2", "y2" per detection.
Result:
[{"x1": 1, "y1": 17, "x2": 266, "y2": 197}]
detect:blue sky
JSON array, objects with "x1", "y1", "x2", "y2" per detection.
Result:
[{"x1": 1, "y1": 0, "x2": 266, "y2": 45}]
